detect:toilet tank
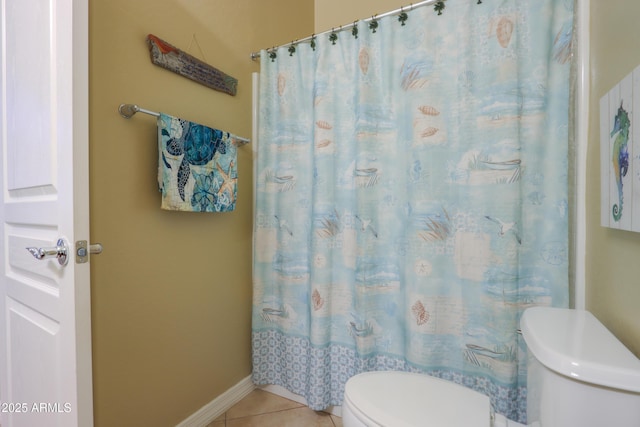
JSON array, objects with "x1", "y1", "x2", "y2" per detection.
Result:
[{"x1": 521, "y1": 307, "x2": 640, "y2": 427}]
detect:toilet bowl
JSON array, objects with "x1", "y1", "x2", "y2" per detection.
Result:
[{"x1": 342, "y1": 307, "x2": 640, "y2": 427}]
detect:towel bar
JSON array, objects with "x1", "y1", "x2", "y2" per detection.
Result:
[
  {"x1": 118, "y1": 103, "x2": 159, "y2": 118},
  {"x1": 118, "y1": 103, "x2": 251, "y2": 145}
]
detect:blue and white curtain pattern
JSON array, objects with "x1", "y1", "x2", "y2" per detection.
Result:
[{"x1": 252, "y1": 0, "x2": 573, "y2": 422}]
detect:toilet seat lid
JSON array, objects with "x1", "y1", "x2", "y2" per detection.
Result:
[{"x1": 344, "y1": 371, "x2": 491, "y2": 427}]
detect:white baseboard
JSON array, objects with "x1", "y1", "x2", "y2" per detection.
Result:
[
  {"x1": 258, "y1": 384, "x2": 342, "y2": 418},
  {"x1": 176, "y1": 375, "x2": 255, "y2": 427}
]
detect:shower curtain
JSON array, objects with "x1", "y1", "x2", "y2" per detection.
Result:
[{"x1": 252, "y1": 0, "x2": 573, "y2": 422}]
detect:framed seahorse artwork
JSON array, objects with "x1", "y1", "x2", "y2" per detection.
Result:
[{"x1": 600, "y1": 64, "x2": 640, "y2": 232}]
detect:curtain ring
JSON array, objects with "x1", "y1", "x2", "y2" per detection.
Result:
[
  {"x1": 329, "y1": 28, "x2": 338, "y2": 45},
  {"x1": 398, "y1": 7, "x2": 408, "y2": 26},
  {"x1": 310, "y1": 33, "x2": 317, "y2": 51},
  {"x1": 369, "y1": 14, "x2": 379, "y2": 33}
]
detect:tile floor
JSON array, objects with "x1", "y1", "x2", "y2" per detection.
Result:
[{"x1": 205, "y1": 389, "x2": 343, "y2": 427}]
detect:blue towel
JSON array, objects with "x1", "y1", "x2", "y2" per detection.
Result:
[{"x1": 157, "y1": 113, "x2": 237, "y2": 212}]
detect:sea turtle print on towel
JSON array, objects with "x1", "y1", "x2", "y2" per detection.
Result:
[{"x1": 158, "y1": 113, "x2": 237, "y2": 212}]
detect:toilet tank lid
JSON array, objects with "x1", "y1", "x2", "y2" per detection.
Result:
[{"x1": 521, "y1": 307, "x2": 640, "y2": 393}]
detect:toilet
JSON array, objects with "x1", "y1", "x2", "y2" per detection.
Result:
[{"x1": 342, "y1": 307, "x2": 640, "y2": 427}]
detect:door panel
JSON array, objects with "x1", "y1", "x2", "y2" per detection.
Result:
[
  {"x1": 7, "y1": 299, "x2": 60, "y2": 427},
  {"x1": 5, "y1": 0, "x2": 54, "y2": 191}
]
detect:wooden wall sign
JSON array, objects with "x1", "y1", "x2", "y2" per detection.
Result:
[{"x1": 146, "y1": 34, "x2": 237, "y2": 96}]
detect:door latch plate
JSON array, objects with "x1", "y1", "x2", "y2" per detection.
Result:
[
  {"x1": 76, "y1": 240, "x2": 88, "y2": 264},
  {"x1": 76, "y1": 240, "x2": 103, "y2": 263}
]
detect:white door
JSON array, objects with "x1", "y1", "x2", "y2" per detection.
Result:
[{"x1": 0, "y1": 0, "x2": 92, "y2": 426}]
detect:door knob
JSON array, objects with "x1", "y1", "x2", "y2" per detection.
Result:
[{"x1": 26, "y1": 238, "x2": 69, "y2": 266}]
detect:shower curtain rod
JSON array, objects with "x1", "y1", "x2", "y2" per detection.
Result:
[
  {"x1": 250, "y1": 0, "x2": 445, "y2": 61},
  {"x1": 118, "y1": 103, "x2": 251, "y2": 145}
]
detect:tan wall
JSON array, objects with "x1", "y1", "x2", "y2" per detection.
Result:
[
  {"x1": 315, "y1": 0, "x2": 407, "y2": 32},
  {"x1": 587, "y1": 2, "x2": 640, "y2": 356},
  {"x1": 89, "y1": 1, "x2": 312, "y2": 425}
]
